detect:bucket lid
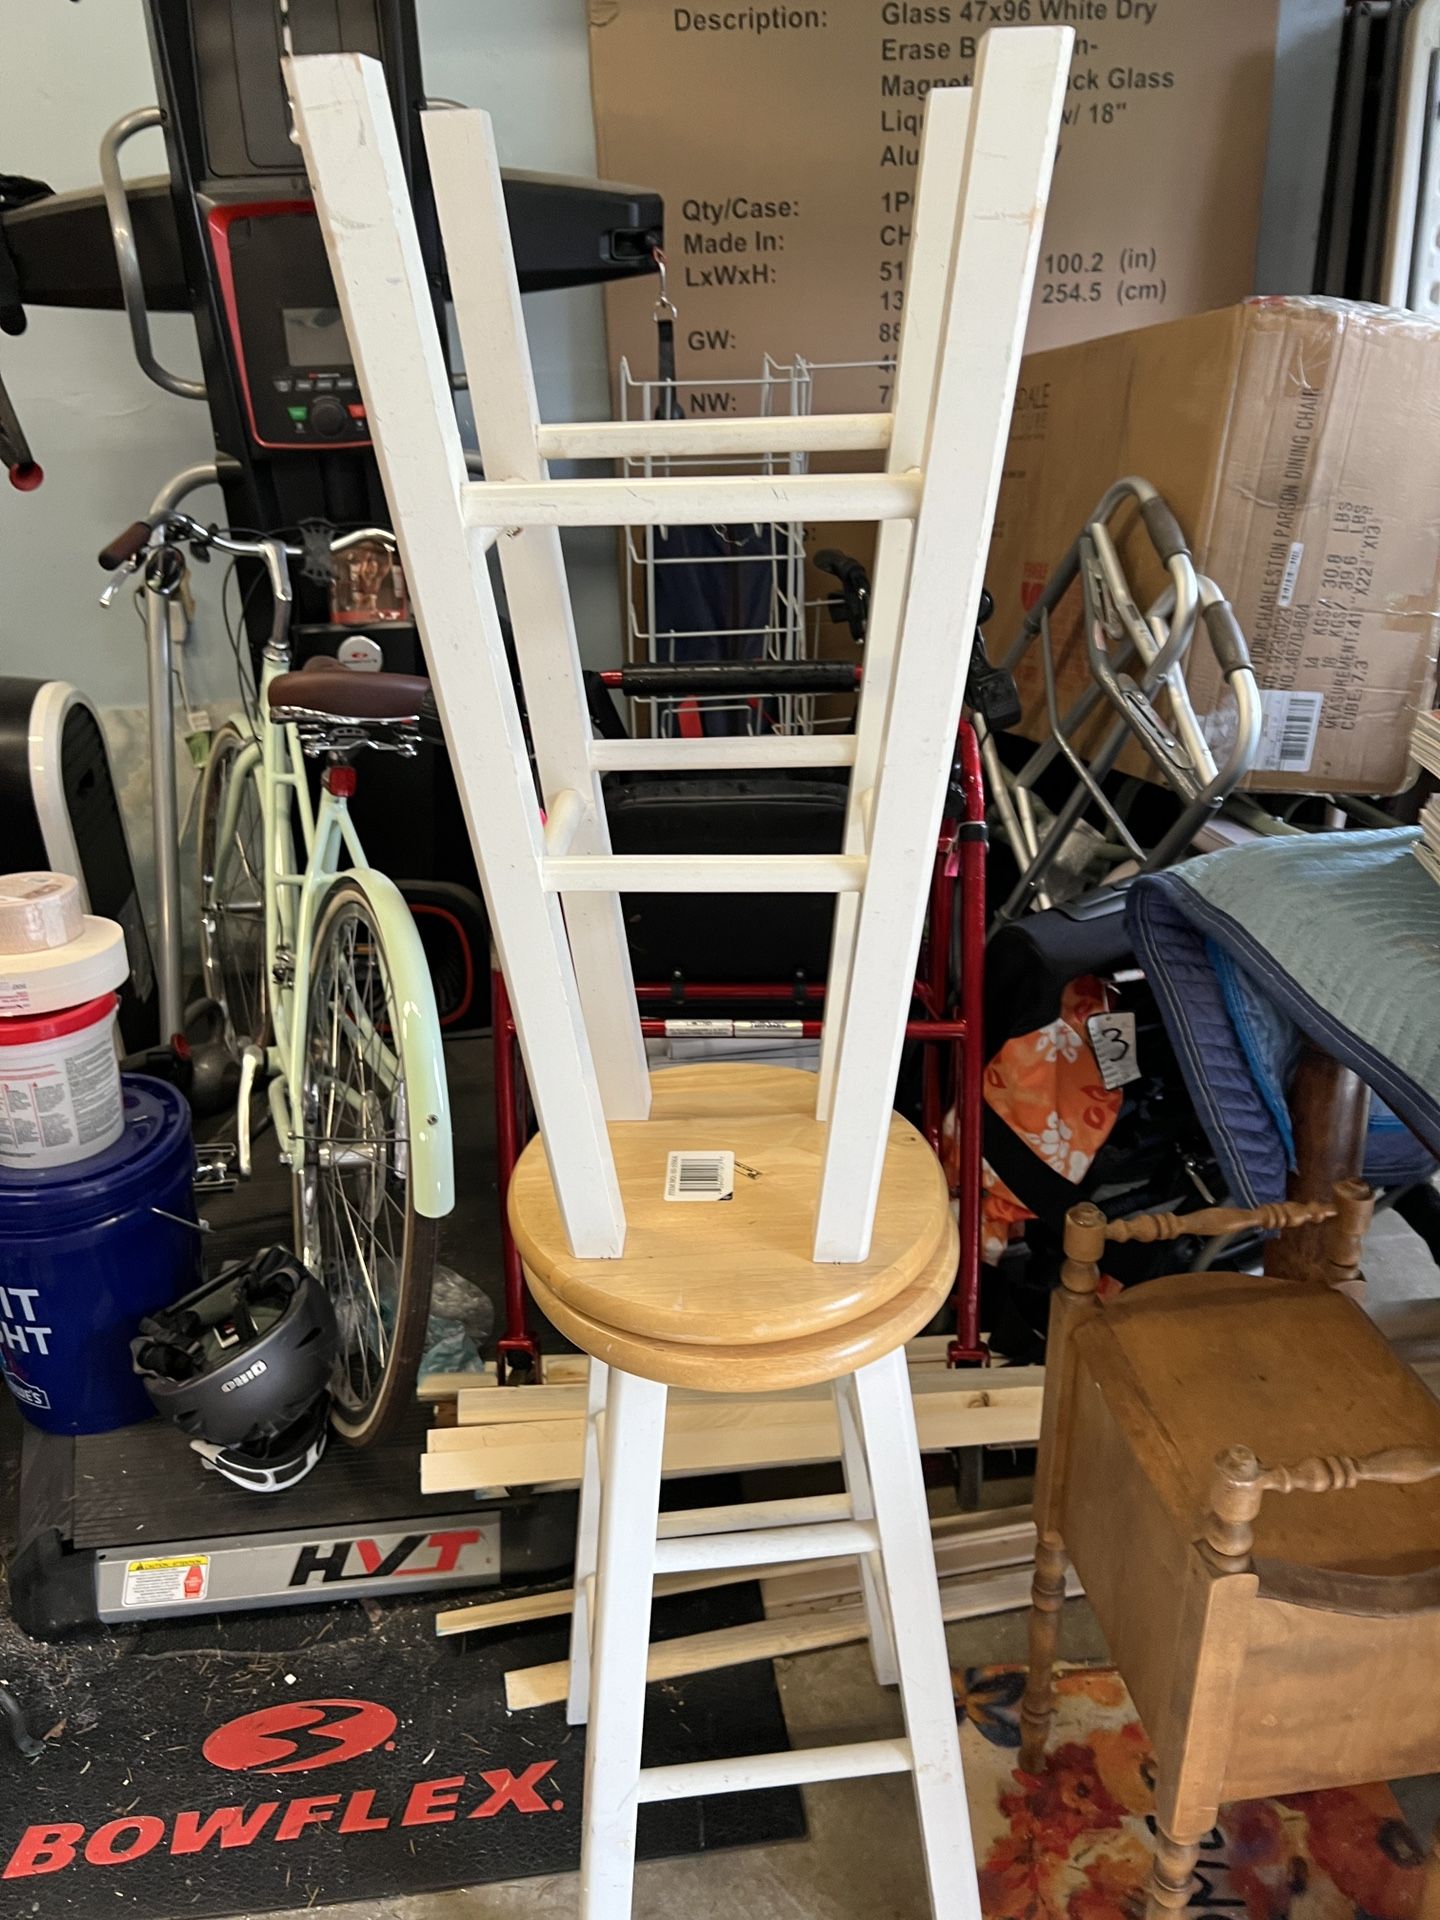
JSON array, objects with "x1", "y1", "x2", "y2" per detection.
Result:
[
  {"x1": 0, "y1": 993, "x2": 117, "y2": 1047},
  {"x1": 0, "y1": 916, "x2": 128, "y2": 1016},
  {"x1": 0, "y1": 1075, "x2": 195, "y2": 1225}
]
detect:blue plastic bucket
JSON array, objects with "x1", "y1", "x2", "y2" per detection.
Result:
[{"x1": 0, "y1": 1076, "x2": 200, "y2": 1433}]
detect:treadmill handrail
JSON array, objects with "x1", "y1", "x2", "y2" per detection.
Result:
[{"x1": 99, "y1": 107, "x2": 206, "y2": 403}]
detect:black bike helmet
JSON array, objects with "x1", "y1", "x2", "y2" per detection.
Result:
[
  {"x1": 190, "y1": 1398, "x2": 332, "y2": 1496},
  {"x1": 132, "y1": 1246, "x2": 339, "y2": 1455}
]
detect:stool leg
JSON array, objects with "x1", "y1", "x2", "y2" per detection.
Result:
[
  {"x1": 568, "y1": 1359, "x2": 609, "y2": 1727},
  {"x1": 1145, "y1": 1823, "x2": 1204, "y2": 1920},
  {"x1": 579, "y1": 1366, "x2": 667, "y2": 1920},
  {"x1": 834, "y1": 1373, "x2": 899, "y2": 1686},
  {"x1": 853, "y1": 1348, "x2": 980, "y2": 1920}
]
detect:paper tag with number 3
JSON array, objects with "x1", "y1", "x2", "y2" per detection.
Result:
[{"x1": 1086, "y1": 1010, "x2": 1141, "y2": 1092}]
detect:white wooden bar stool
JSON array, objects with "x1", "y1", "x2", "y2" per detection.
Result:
[
  {"x1": 288, "y1": 29, "x2": 1070, "y2": 1918},
  {"x1": 510, "y1": 1079, "x2": 965, "y2": 1918}
]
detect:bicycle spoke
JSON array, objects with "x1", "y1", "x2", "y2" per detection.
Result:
[{"x1": 321, "y1": 1174, "x2": 378, "y2": 1402}]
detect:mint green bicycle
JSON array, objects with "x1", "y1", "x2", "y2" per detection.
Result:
[{"x1": 144, "y1": 515, "x2": 453, "y2": 1445}]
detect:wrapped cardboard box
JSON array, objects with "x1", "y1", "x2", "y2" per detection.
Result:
[{"x1": 990, "y1": 300, "x2": 1440, "y2": 794}]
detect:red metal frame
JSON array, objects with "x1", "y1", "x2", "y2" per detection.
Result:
[{"x1": 490, "y1": 721, "x2": 987, "y2": 1380}]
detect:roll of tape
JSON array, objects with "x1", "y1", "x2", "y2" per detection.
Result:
[
  {"x1": 0, "y1": 917, "x2": 128, "y2": 1017},
  {"x1": 0, "y1": 872, "x2": 84, "y2": 951}
]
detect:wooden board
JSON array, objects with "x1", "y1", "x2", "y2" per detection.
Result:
[
  {"x1": 761, "y1": 1509, "x2": 1038, "y2": 1616},
  {"x1": 421, "y1": 1365, "x2": 1045, "y2": 1495},
  {"x1": 435, "y1": 1559, "x2": 782, "y2": 1639},
  {"x1": 418, "y1": 1354, "x2": 591, "y2": 1401},
  {"x1": 503, "y1": 1556, "x2": 1081, "y2": 1712},
  {"x1": 435, "y1": 1503, "x2": 1036, "y2": 1639},
  {"x1": 441, "y1": 1334, "x2": 1012, "y2": 1420}
]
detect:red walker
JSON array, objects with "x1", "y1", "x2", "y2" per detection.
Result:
[{"x1": 489, "y1": 716, "x2": 988, "y2": 1380}]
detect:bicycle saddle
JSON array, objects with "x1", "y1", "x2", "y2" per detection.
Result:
[{"x1": 268, "y1": 655, "x2": 429, "y2": 722}]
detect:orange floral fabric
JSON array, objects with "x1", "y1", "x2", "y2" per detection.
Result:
[{"x1": 979, "y1": 976, "x2": 1123, "y2": 1264}]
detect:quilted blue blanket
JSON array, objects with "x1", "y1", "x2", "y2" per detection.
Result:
[{"x1": 1126, "y1": 829, "x2": 1440, "y2": 1206}]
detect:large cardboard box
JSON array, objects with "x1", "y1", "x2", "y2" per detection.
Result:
[
  {"x1": 589, "y1": 1, "x2": 1282, "y2": 415},
  {"x1": 990, "y1": 299, "x2": 1440, "y2": 795}
]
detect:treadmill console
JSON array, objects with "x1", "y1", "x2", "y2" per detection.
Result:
[{"x1": 206, "y1": 201, "x2": 371, "y2": 451}]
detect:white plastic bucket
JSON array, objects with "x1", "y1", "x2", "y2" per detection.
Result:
[{"x1": 0, "y1": 994, "x2": 125, "y2": 1171}]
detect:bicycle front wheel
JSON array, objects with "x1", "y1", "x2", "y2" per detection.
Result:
[
  {"x1": 197, "y1": 723, "x2": 269, "y2": 1053},
  {"x1": 293, "y1": 880, "x2": 438, "y2": 1446}
]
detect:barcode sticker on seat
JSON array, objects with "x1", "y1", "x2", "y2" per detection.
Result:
[
  {"x1": 1255, "y1": 691, "x2": 1323, "y2": 775},
  {"x1": 664, "y1": 1150, "x2": 735, "y2": 1203}
]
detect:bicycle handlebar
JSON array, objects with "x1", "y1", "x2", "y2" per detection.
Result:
[
  {"x1": 98, "y1": 520, "x2": 153, "y2": 571},
  {"x1": 96, "y1": 512, "x2": 402, "y2": 657},
  {"x1": 97, "y1": 512, "x2": 399, "y2": 571}
]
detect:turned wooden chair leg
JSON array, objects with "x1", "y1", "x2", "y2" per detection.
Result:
[
  {"x1": 1018, "y1": 1530, "x2": 1066, "y2": 1772},
  {"x1": 1020, "y1": 1203, "x2": 1102, "y2": 1773},
  {"x1": 1264, "y1": 1044, "x2": 1369, "y2": 1282},
  {"x1": 1418, "y1": 1817, "x2": 1440, "y2": 1920},
  {"x1": 1146, "y1": 1823, "x2": 1205, "y2": 1920}
]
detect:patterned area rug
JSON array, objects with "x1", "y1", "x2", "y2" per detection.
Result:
[{"x1": 958, "y1": 1665, "x2": 1429, "y2": 1920}]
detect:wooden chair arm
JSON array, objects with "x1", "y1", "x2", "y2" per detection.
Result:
[
  {"x1": 1060, "y1": 1180, "x2": 1374, "y2": 1296},
  {"x1": 1102, "y1": 1201, "x2": 1334, "y2": 1246},
  {"x1": 1204, "y1": 1442, "x2": 1440, "y2": 1563}
]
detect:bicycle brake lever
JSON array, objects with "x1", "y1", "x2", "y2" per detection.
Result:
[
  {"x1": 98, "y1": 558, "x2": 141, "y2": 609},
  {"x1": 236, "y1": 1044, "x2": 265, "y2": 1178}
]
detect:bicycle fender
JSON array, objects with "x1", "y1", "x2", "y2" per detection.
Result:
[{"x1": 325, "y1": 865, "x2": 455, "y2": 1220}]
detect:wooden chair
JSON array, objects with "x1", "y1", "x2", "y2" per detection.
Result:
[
  {"x1": 1020, "y1": 1181, "x2": 1440, "y2": 1920},
  {"x1": 288, "y1": 29, "x2": 1071, "y2": 1919}
]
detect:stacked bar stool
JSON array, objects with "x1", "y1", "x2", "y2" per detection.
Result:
[{"x1": 289, "y1": 28, "x2": 1071, "y2": 1918}]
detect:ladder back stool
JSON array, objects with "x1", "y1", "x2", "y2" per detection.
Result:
[{"x1": 289, "y1": 30, "x2": 1071, "y2": 1918}]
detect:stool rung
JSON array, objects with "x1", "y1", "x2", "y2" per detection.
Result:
[
  {"x1": 652, "y1": 1518, "x2": 879, "y2": 1577},
  {"x1": 590, "y1": 736, "x2": 858, "y2": 773},
  {"x1": 460, "y1": 471, "x2": 920, "y2": 531},
  {"x1": 655, "y1": 1491, "x2": 854, "y2": 1540},
  {"x1": 543, "y1": 853, "x2": 867, "y2": 894},
  {"x1": 636, "y1": 1737, "x2": 914, "y2": 1803},
  {"x1": 534, "y1": 412, "x2": 893, "y2": 462}
]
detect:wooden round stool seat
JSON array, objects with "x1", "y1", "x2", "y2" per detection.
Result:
[
  {"x1": 645, "y1": 1061, "x2": 819, "y2": 1121},
  {"x1": 509, "y1": 1065, "x2": 953, "y2": 1347},
  {"x1": 523, "y1": 1212, "x2": 957, "y2": 1391},
  {"x1": 510, "y1": 1067, "x2": 960, "y2": 1351}
]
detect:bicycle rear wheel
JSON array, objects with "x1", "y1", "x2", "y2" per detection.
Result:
[
  {"x1": 293, "y1": 879, "x2": 438, "y2": 1446},
  {"x1": 197, "y1": 723, "x2": 269, "y2": 1052}
]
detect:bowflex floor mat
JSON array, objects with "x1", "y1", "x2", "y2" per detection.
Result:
[{"x1": 0, "y1": 1584, "x2": 804, "y2": 1913}]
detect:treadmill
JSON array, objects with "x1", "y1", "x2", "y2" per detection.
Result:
[{"x1": 12, "y1": 1406, "x2": 575, "y2": 1636}]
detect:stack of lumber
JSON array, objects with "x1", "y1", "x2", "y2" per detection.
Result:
[
  {"x1": 419, "y1": 1338, "x2": 1045, "y2": 1497},
  {"x1": 436, "y1": 1500, "x2": 1076, "y2": 1711},
  {"x1": 419, "y1": 1340, "x2": 1057, "y2": 1711}
]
